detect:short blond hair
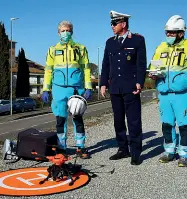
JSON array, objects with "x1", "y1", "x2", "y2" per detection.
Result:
[{"x1": 58, "y1": 21, "x2": 73, "y2": 33}]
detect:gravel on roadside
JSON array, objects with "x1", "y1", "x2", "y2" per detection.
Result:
[{"x1": 0, "y1": 101, "x2": 187, "y2": 199}]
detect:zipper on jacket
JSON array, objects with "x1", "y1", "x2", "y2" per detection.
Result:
[
  {"x1": 66, "y1": 44, "x2": 68, "y2": 86},
  {"x1": 166, "y1": 56, "x2": 169, "y2": 65},
  {"x1": 168, "y1": 46, "x2": 175, "y2": 90},
  {"x1": 172, "y1": 47, "x2": 176, "y2": 65}
]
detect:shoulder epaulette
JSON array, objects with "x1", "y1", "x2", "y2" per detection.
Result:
[{"x1": 134, "y1": 33, "x2": 143, "y2": 37}]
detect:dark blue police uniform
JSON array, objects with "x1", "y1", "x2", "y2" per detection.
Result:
[{"x1": 100, "y1": 31, "x2": 147, "y2": 159}]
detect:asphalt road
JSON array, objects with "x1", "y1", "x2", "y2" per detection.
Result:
[
  {"x1": 0, "y1": 101, "x2": 112, "y2": 141},
  {"x1": 0, "y1": 90, "x2": 157, "y2": 141}
]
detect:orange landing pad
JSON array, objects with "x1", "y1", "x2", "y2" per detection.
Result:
[{"x1": 0, "y1": 167, "x2": 90, "y2": 196}]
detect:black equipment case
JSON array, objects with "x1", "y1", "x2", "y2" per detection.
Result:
[{"x1": 16, "y1": 128, "x2": 57, "y2": 160}]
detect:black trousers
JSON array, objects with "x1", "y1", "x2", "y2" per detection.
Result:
[
  {"x1": 56, "y1": 116, "x2": 85, "y2": 148},
  {"x1": 56, "y1": 116, "x2": 85, "y2": 134},
  {"x1": 110, "y1": 93, "x2": 142, "y2": 158}
]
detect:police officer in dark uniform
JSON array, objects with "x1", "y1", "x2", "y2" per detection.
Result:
[{"x1": 100, "y1": 10, "x2": 147, "y2": 165}]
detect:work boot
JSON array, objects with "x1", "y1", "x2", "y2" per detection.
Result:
[
  {"x1": 159, "y1": 154, "x2": 175, "y2": 163},
  {"x1": 109, "y1": 150, "x2": 131, "y2": 160},
  {"x1": 76, "y1": 147, "x2": 90, "y2": 159},
  {"x1": 178, "y1": 157, "x2": 187, "y2": 167},
  {"x1": 131, "y1": 156, "x2": 141, "y2": 165}
]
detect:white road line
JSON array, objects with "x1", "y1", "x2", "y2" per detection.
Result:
[
  {"x1": 0, "y1": 113, "x2": 53, "y2": 125},
  {"x1": 17, "y1": 128, "x2": 24, "y2": 131},
  {"x1": 0, "y1": 102, "x2": 110, "y2": 125},
  {"x1": 141, "y1": 95, "x2": 155, "y2": 97},
  {"x1": 44, "y1": 120, "x2": 56, "y2": 124},
  {"x1": 0, "y1": 132, "x2": 10, "y2": 135},
  {"x1": 0, "y1": 128, "x2": 25, "y2": 135},
  {"x1": 0, "y1": 98, "x2": 152, "y2": 126},
  {"x1": 0, "y1": 120, "x2": 56, "y2": 135},
  {"x1": 30, "y1": 124, "x2": 38, "y2": 127}
]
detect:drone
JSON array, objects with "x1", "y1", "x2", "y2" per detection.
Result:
[
  {"x1": 31, "y1": 149, "x2": 81, "y2": 186},
  {"x1": 31, "y1": 147, "x2": 115, "y2": 186}
]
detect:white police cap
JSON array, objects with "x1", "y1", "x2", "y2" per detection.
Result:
[{"x1": 110, "y1": 10, "x2": 131, "y2": 20}]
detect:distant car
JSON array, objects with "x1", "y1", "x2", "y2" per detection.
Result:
[
  {"x1": 13, "y1": 99, "x2": 25, "y2": 113},
  {"x1": 0, "y1": 100, "x2": 10, "y2": 115},
  {"x1": 13, "y1": 97, "x2": 36, "y2": 113}
]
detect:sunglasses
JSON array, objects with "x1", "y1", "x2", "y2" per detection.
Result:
[
  {"x1": 165, "y1": 30, "x2": 178, "y2": 34},
  {"x1": 111, "y1": 20, "x2": 123, "y2": 27}
]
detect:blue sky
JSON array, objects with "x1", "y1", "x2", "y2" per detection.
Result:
[{"x1": 1, "y1": 0, "x2": 187, "y2": 69}]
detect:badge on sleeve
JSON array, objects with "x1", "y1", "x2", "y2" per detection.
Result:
[
  {"x1": 160, "y1": 52, "x2": 168, "y2": 58},
  {"x1": 127, "y1": 55, "x2": 131, "y2": 60},
  {"x1": 55, "y1": 50, "x2": 64, "y2": 56}
]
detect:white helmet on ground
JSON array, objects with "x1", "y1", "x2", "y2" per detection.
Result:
[
  {"x1": 165, "y1": 15, "x2": 186, "y2": 31},
  {"x1": 67, "y1": 95, "x2": 87, "y2": 116}
]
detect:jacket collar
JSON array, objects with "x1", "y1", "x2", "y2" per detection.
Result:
[
  {"x1": 114, "y1": 31, "x2": 132, "y2": 40},
  {"x1": 55, "y1": 39, "x2": 78, "y2": 48},
  {"x1": 174, "y1": 38, "x2": 185, "y2": 47}
]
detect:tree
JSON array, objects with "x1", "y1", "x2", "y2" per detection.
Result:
[
  {"x1": 0, "y1": 22, "x2": 10, "y2": 99},
  {"x1": 16, "y1": 48, "x2": 30, "y2": 97}
]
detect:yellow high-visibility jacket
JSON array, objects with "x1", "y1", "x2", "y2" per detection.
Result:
[
  {"x1": 43, "y1": 39, "x2": 92, "y2": 91},
  {"x1": 149, "y1": 39, "x2": 187, "y2": 93}
]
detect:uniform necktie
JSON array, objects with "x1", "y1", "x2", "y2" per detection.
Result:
[{"x1": 118, "y1": 37, "x2": 123, "y2": 44}]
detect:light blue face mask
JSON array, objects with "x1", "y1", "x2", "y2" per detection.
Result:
[
  {"x1": 166, "y1": 36, "x2": 176, "y2": 45},
  {"x1": 60, "y1": 31, "x2": 72, "y2": 43}
]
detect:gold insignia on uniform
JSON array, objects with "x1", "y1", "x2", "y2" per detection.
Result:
[{"x1": 127, "y1": 55, "x2": 131, "y2": 60}]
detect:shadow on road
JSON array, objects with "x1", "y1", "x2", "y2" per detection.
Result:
[
  {"x1": 88, "y1": 138, "x2": 117, "y2": 156},
  {"x1": 87, "y1": 131, "x2": 163, "y2": 160},
  {"x1": 141, "y1": 131, "x2": 164, "y2": 161}
]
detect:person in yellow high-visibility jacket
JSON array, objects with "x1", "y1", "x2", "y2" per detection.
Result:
[
  {"x1": 42, "y1": 20, "x2": 92, "y2": 159},
  {"x1": 148, "y1": 15, "x2": 187, "y2": 167}
]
